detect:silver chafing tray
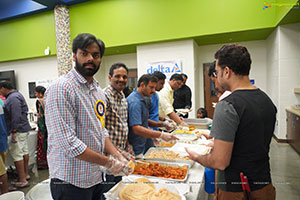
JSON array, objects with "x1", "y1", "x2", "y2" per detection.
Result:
[
  {"x1": 131, "y1": 160, "x2": 190, "y2": 182},
  {"x1": 143, "y1": 147, "x2": 194, "y2": 167}
]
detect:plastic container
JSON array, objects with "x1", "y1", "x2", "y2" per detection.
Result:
[
  {"x1": 204, "y1": 167, "x2": 215, "y2": 194},
  {"x1": 184, "y1": 118, "x2": 212, "y2": 129}
]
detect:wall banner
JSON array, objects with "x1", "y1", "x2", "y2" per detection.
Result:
[{"x1": 146, "y1": 60, "x2": 182, "y2": 79}]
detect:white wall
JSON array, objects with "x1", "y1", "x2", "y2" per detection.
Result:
[
  {"x1": 94, "y1": 53, "x2": 137, "y2": 88},
  {"x1": 197, "y1": 40, "x2": 268, "y2": 105},
  {"x1": 0, "y1": 56, "x2": 58, "y2": 110},
  {"x1": 193, "y1": 40, "x2": 201, "y2": 115},
  {"x1": 137, "y1": 40, "x2": 196, "y2": 117},
  {"x1": 278, "y1": 23, "x2": 300, "y2": 139},
  {"x1": 266, "y1": 27, "x2": 280, "y2": 137},
  {"x1": 266, "y1": 23, "x2": 300, "y2": 139}
]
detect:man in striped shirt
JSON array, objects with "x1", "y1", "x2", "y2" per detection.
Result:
[{"x1": 45, "y1": 33, "x2": 132, "y2": 200}]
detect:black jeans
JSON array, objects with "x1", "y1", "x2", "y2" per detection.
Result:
[
  {"x1": 100, "y1": 175, "x2": 122, "y2": 200},
  {"x1": 50, "y1": 178, "x2": 105, "y2": 200}
]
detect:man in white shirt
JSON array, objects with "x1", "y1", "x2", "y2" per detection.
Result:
[{"x1": 157, "y1": 73, "x2": 187, "y2": 126}]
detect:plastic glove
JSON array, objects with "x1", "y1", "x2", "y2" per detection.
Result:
[
  {"x1": 179, "y1": 121, "x2": 189, "y2": 127},
  {"x1": 159, "y1": 132, "x2": 179, "y2": 142},
  {"x1": 165, "y1": 118, "x2": 175, "y2": 124},
  {"x1": 153, "y1": 138, "x2": 160, "y2": 145},
  {"x1": 125, "y1": 143, "x2": 135, "y2": 156},
  {"x1": 162, "y1": 120, "x2": 176, "y2": 131},
  {"x1": 118, "y1": 149, "x2": 133, "y2": 162},
  {"x1": 104, "y1": 155, "x2": 133, "y2": 176}
]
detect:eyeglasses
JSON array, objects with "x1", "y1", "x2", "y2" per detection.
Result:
[{"x1": 212, "y1": 72, "x2": 217, "y2": 78}]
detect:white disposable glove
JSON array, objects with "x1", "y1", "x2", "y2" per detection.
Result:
[
  {"x1": 159, "y1": 132, "x2": 179, "y2": 142},
  {"x1": 179, "y1": 121, "x2": 189, "y2": 127},
  {"x1": 104, "y1": 155, "x2": 133, "y2": 176},
  {"x1": 162, "y1": 120, "x2": 176, "y2": 131},
  {"x1": 117, "y1": 149, "x2": 133, "y2": 162}
]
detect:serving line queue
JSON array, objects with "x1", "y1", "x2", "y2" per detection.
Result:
[{"x1": 0, "y1": 33, "x2": 276, "y2": 200}]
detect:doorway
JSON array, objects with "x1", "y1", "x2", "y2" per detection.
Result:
[
  {"x1": 124, "y1": 68, "x2": 137, "y2": 97},
  {"x1": 203, "y1": 63, "x2": 218, "y2": 118}
]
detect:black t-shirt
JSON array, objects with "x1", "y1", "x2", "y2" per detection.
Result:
[
  {"x1": 211, "y1": 89, "x2": 277, "y2": 192},
  {"x1": 173, "y1": 85, "x2": 192, "y2": 109}
]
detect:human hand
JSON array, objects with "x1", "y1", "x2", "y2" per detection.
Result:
[
  {"x1": 162, "y1": 120, "x2": 176, "y2": 131},
  {"x1": 105, "y1": 156, "x2": 133, "y2": 176},
  {"x1": 11, "y1": 133, "x2": 17, "y2": 143},
  {"x1": 125, "y1": 143, "x2": 135, "y2": 156},
  {"x1": 179, "y1": 121, "x2": 189, "y2": 127},
  {"x1": 160, "y1": 132, "x2": 179, "y2": 142},
  {"x1": 197, "y1": 132, "x2": 211, "y2": 140},
  {"x1": 118, "y1": 149, "x2": 133, "y2": 162},
  {"x1": 184, "y1": 147, "x2": 201, "y2": 162},
  {"x1": 153, "y1": 138, "x2": 160, "y2": 145}
]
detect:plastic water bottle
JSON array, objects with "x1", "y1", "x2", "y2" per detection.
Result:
[{"x1": 205, "y1": 167, "x2": 215, "y2": 194}]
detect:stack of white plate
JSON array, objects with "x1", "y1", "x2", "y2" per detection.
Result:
[{"x1": 26, "y1": 179, "x2": 52, "y2": 200}]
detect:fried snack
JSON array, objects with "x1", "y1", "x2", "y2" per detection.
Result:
[
  {"x1": 128, "y1": 160, "x2": 136, "y2": 170},
  {"x1": 157, "y1": 142, "x2": 175, "y2": 147},
  {"x1": 119, "y1": 178, "x2": 181, "y2": 200},
  {"x1": 132, "y1": 162, "x2": 188, "y2": 180},
  {"x1": 173, "y1": 130, "x2": 194, "y2": 134},
  {"x1": 145, "y1": 150, "x2": 190, "y2": 161},
  {"x1": 189, "y1": 126, "x2": 195, "y2": 131}
]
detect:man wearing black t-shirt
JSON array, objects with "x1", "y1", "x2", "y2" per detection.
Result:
[
  {"x1": 185, "y1": 44, "x2": 276, "y2": 200},
  {"x1": 173, "y1": 73, "x2": 192, "y2": 118}
]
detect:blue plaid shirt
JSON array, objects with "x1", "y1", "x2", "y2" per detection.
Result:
[{"x1": 45, "y1": 68, "x2": 108, "y2": 188}]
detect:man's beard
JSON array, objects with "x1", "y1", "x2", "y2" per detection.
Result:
[{"x1": 75, "y1": 59, "x2": 100, "y2": 77}]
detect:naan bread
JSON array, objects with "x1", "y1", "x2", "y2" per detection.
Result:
[
  {"x1": 119, "y1": 178, "x2": 181, "y2": 200},
  {"x1": 148, "y1": 188, "x2": 181, "y2": 200},
  {"x1": 119, "y1": 178, "x2": 155, "y2": 200}
]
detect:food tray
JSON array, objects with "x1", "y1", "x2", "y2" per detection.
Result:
[
  {"x1": 170, "y1": 143, "x2": 212, "y2": 156},
  {"x1": 104, "y1": 176, "x2": 187, "y2": 200},
  {"x1": 183, "y1": 118, "x2": 212, "y2": 129},
  {"x1": 156, "y1": 138, "x2": 176, "y2": 147},
  {"x1": 132, "y1": 160, "x2": 190, "y2": 182},
  {"x1": 143, "y1": 147, "x2": 194, "y2": 167},
  {"x1": 174, "y1": 133, "x2": 198, "y2": 143}
]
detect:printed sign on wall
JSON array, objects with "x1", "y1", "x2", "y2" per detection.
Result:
[{"x1": 146, "y1": 60, "x2": 182, "y2": 79}]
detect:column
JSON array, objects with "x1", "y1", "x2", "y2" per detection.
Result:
[{"x1": 54, "y1": 5, "x2": 72, "y2": 76}]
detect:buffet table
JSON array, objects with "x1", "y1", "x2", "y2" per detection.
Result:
[{"x1": 185, "y1": 163, "x2": 207, "y2": 200}]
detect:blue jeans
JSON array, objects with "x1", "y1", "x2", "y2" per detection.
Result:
[{"x1": 50, "y1": 178, "x2": 105, "y2": 200}]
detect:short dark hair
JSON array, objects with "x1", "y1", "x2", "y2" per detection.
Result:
[
  {"x1": 72, "y1": 33, "x2": 105, "y2": 58},
  {"x1": 0, "y1": 81, "x2": 14, "y2": 90},
  {"x1": 109, "y1": 63, "x2": 129, "y2": 76},
  {"x1": 197, "y1": 107, "x2": 208, "y2": 118},
  {"x1": 152, "y1": 71, "x2": 166, "y2": 81},
  {"x1": 137, "y1": 74, "x2": 158, "y2": 87},
  {"x1": 208, "y1": 61, "x2": 216, "y2": 77},
  {"x1": 181, "y1": 73, "x2": 188, "y2": 79},
  {"x1": 34, "y1": 86, "x2": 46, "y2": 95},
  {"x1": 214, "y1": 44, "x2": 251, "y2": 75},
  {"x1": 170, "y1": 73, "x2": 183, "y2": 81}
]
